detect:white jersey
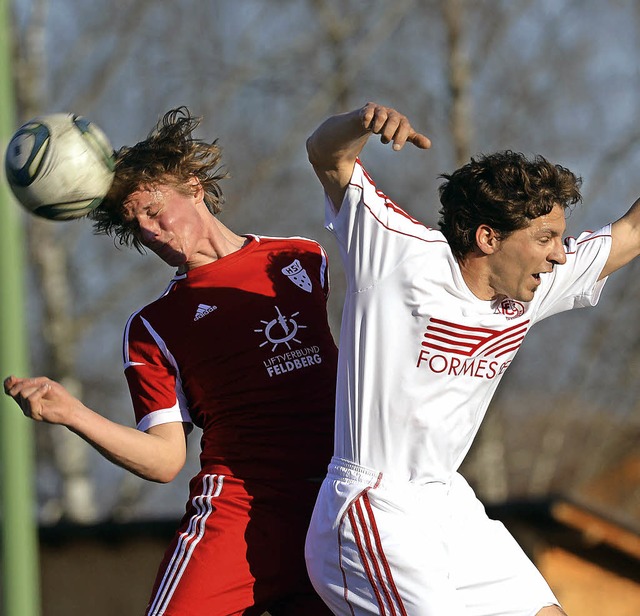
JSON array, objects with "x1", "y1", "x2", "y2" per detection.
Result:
[{"x1": 326, "y1": 160, "x2": 612, "y2": 484}]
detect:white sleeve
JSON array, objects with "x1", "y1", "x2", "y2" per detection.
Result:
[
  {"x1": 533, "y1": 225, "x2": 612, "y2": 322},
  {"x1": 325, "y1": 159, "x2": 443, "y2": 291}
]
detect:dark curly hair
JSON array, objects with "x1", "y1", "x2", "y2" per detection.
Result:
[
  {"x1": 438, "y1": 151, "x2": 582, "y2": 260},
  {"x1": 90, "y1": 106, "x2": 229, "y2": 252}
]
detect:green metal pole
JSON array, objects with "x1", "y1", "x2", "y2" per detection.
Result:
[{"x1": 0, "y1": 0, "x2": 42, "y2": 614}]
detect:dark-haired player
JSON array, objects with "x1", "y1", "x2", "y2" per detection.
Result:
[{"x1": 304, "y1": 102, "x2": 640, "y2": 616}]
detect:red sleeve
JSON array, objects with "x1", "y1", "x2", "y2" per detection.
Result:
[{"x1": 123, "y1": 311, "x2": 193, "y2": 432}]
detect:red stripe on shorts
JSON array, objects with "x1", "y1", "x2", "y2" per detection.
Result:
[{"x1": 146, "y1": 474, "x2": 224, "y2": 616}]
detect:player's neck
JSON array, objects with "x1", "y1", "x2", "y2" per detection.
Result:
[
  {"x1": 457, "y1": 254, "x2": 497, "y2": 301},
  {"x1": 179, "y1": 219, "x2": 248, "y2": 273}
]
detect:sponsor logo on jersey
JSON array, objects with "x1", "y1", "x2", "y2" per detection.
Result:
[
  {"x1": 281, "y1": 259, "x2": 312, "y2": 292},
  {"x1": 256, "y1": 305, "x2": 306, "y2": 351},
  {"x1": 255, "y1": 306, "x2": 323, "y2": 377},
  {"x1": 194, "y1": 303, "x2": 218, "y2": 321},
  {"x1": 262, "y1": 346, "x2": 323, "y2": 377},
  {"x1": 416, "y1": 317, "x2": 530, "y2": 379}
]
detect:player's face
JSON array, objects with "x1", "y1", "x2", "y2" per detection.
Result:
[
  {"x1": 488, "y1": 204, "x2": 567, "y2": 302},
  {"x1": 123, "y1": 183, "x2": 208, "y2": 271}
]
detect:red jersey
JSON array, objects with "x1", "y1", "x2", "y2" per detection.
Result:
[{"x1": 123, "y1": 235, "x2": 338, "y2": 480}]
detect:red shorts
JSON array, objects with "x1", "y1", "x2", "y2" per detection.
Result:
[{"x1": 144, "y1": 472, "x2": 330, "y2": 616}]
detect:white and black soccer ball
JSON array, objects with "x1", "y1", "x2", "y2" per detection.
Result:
[{"x1": 4, "y1": 113, "x2": 116, "y2": 221}]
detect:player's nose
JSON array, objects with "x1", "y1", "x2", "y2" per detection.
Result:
[
  {"x1": 137, "y1": 219, "x2": 161, "y2": 243},
  {"x1": 549, "y1": 238, "x2": 567, "y2": 265}
]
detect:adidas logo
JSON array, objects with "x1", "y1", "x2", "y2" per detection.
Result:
[{"x1": 194, "y1": 303, "x2": 217, "y2": 321}]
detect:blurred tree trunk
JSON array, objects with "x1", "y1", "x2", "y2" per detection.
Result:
[
  {"x1": 443, "y1": 0, "x2": 472, "y2": 168},
  {"x1": 443, "y1": 0, "x2": 508, "y2": 502}
]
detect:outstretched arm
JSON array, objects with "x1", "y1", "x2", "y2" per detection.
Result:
[
  {"x1": 599, "y1": 197, "x2": 640, "y2": 279},
  {"x1": 307, "y1": 102, "x2": 431, "y2": 211},
  {"x1": 4, "y1": 375, "x2": 187, "y2": 483}
]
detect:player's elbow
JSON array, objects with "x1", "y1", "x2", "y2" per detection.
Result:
[
  {"x1": 152, "y1": 471, "x2": 179, "y2": 484},
  {"x1": 306, "y1": 135, "x2": 320, "y2": 166},
  {"x1": 306, "y1": 133, "x2": 337, "y2": 170},
  {"x1": 141, "y1": 422, "x2": 188, "y2": 483},
  {"x1": 144, "y1": 457, "x2": 185, "y2": 484}
]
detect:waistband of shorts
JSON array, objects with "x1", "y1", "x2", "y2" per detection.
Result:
[
  {"x1": 327, "y1": 456, "x2": 453, "y2": 493},
  {"x1": 327, "y1": 457, "x2": 383, "y2": 487}
]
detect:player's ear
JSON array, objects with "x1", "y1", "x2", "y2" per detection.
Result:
[
  {"x1": 188, "y1": 176, "x2": 204, "y2": 202},
  {"x1": 475, "y1": 224, "x2": 500, "y2": 255}
]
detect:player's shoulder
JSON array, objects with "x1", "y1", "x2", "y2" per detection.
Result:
[
  {"x1": 248, "y1": 233, "x2": 327, "y2": 254},
  {"x1": 127, "y1": 277, "x2": 182, "y2": 324},
  {"x1": 563, "y1": 226, "x2": 612, "y2": 255}
]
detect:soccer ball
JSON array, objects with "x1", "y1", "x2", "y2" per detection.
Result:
[{"x1": 4, "y1": 113, "x2": 116, "y2": 221}]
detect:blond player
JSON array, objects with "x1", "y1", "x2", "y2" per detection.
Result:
[{"x1": 5, "y1": 107, "x2": 337, "y2": 616}]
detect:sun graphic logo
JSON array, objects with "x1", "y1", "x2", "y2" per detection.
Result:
[{"x1": 255, "y1": 306, "x2": 307, "y2": 352}]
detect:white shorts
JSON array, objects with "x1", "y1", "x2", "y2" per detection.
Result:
[{"x1": 305, "y1": 457, "x2": 560, "y2": 616}]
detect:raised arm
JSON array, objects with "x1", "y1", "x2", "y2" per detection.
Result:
[
  {"x1": 599, "y1": 197, "x2": 640, "y2": 279},
  {"x1": 307, "y1": 102, "x2": 431, "y2": 211},
  {"x1": 3, "y1": 375, "x2": 187, "y2": 483}
]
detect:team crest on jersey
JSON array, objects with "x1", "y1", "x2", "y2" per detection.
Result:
[
  {"x1": 281, "y1": 259, "x2": 312, "y2": 292},
  {"x1": 494, "y1": 298, "x2": 525, "y2": 319}
]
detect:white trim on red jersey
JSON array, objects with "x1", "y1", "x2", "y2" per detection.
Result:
[{"x1": 120, "y1": 234, "x2": 338, "y2": 479}]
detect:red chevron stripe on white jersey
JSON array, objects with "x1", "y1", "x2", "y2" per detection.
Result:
[{"x1": 422, "y1": 317, "x2": 530, "y2": 359}]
